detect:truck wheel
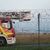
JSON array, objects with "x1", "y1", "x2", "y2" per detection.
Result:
[{"x1": 0, "y1": 37, "x2": 7, "y2": 46}]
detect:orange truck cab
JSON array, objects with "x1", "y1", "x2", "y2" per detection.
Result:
[{"x1": 0, "y1": 17, "x2": 16, "y2": 45}]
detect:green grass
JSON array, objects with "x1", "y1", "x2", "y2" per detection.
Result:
[
  {"x1": 0, "y1": 44, "x2": 50, "y2": 50},
  {"x1": 0, "y1": 46, "x2": 50, "y2": 50}
]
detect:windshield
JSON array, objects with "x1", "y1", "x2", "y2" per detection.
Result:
[
  {"x1": 2, "y1": 20, "x2": 12, "y2": 29},
  {"x1": 2, "y1": 22, "x2": 10, "y2": 28}
]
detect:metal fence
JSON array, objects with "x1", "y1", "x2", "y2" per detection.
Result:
[{"x1": 0, "y1": 9, "x2": 50, "y2": 50}]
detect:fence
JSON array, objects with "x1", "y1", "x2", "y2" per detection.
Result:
[{"x1": 0, "y1": 9, "x2": 50, "y2": 50}]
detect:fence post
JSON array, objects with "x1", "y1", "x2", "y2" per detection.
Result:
[{"x1": 38, "y1": 13, "x2": 40, "y2": 47}]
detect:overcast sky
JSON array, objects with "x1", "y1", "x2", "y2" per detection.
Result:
[{"x1": 0, "y1": 0, "x2": 50, "y2": 10}]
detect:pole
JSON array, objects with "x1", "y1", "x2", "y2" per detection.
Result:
[{"x1": 38, "y1": 13, "x2": 40, "y2": 47}]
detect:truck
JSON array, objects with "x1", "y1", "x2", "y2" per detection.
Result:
[{"x1": 0, "y1": 16, "x2": 16, "y2": 46}]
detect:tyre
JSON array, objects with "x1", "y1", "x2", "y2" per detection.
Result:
[{"x1": 0, "y1": 37, "x2": 7, "y2": 46}]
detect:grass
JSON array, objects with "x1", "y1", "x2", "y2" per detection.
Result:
[
  {"x1": 0, "y1": 45, "x2": 50, "y2": 50},
  {"x1": 16, "y1": 33, "x2": 50, "y2": 43},
  {"x1": 16, "y1": 33, "x2": 38, "y2": 44},
  {"x1": 0, "y1": 33, "x2": 50, "y2": 50}
]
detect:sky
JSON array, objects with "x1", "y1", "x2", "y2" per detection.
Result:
[
  {"x1": 0, "y1": 0, "x2": 50, "y2": 10},
  {"x1": 0, "y1": 0, "x2": 50, "y2": 33}
]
